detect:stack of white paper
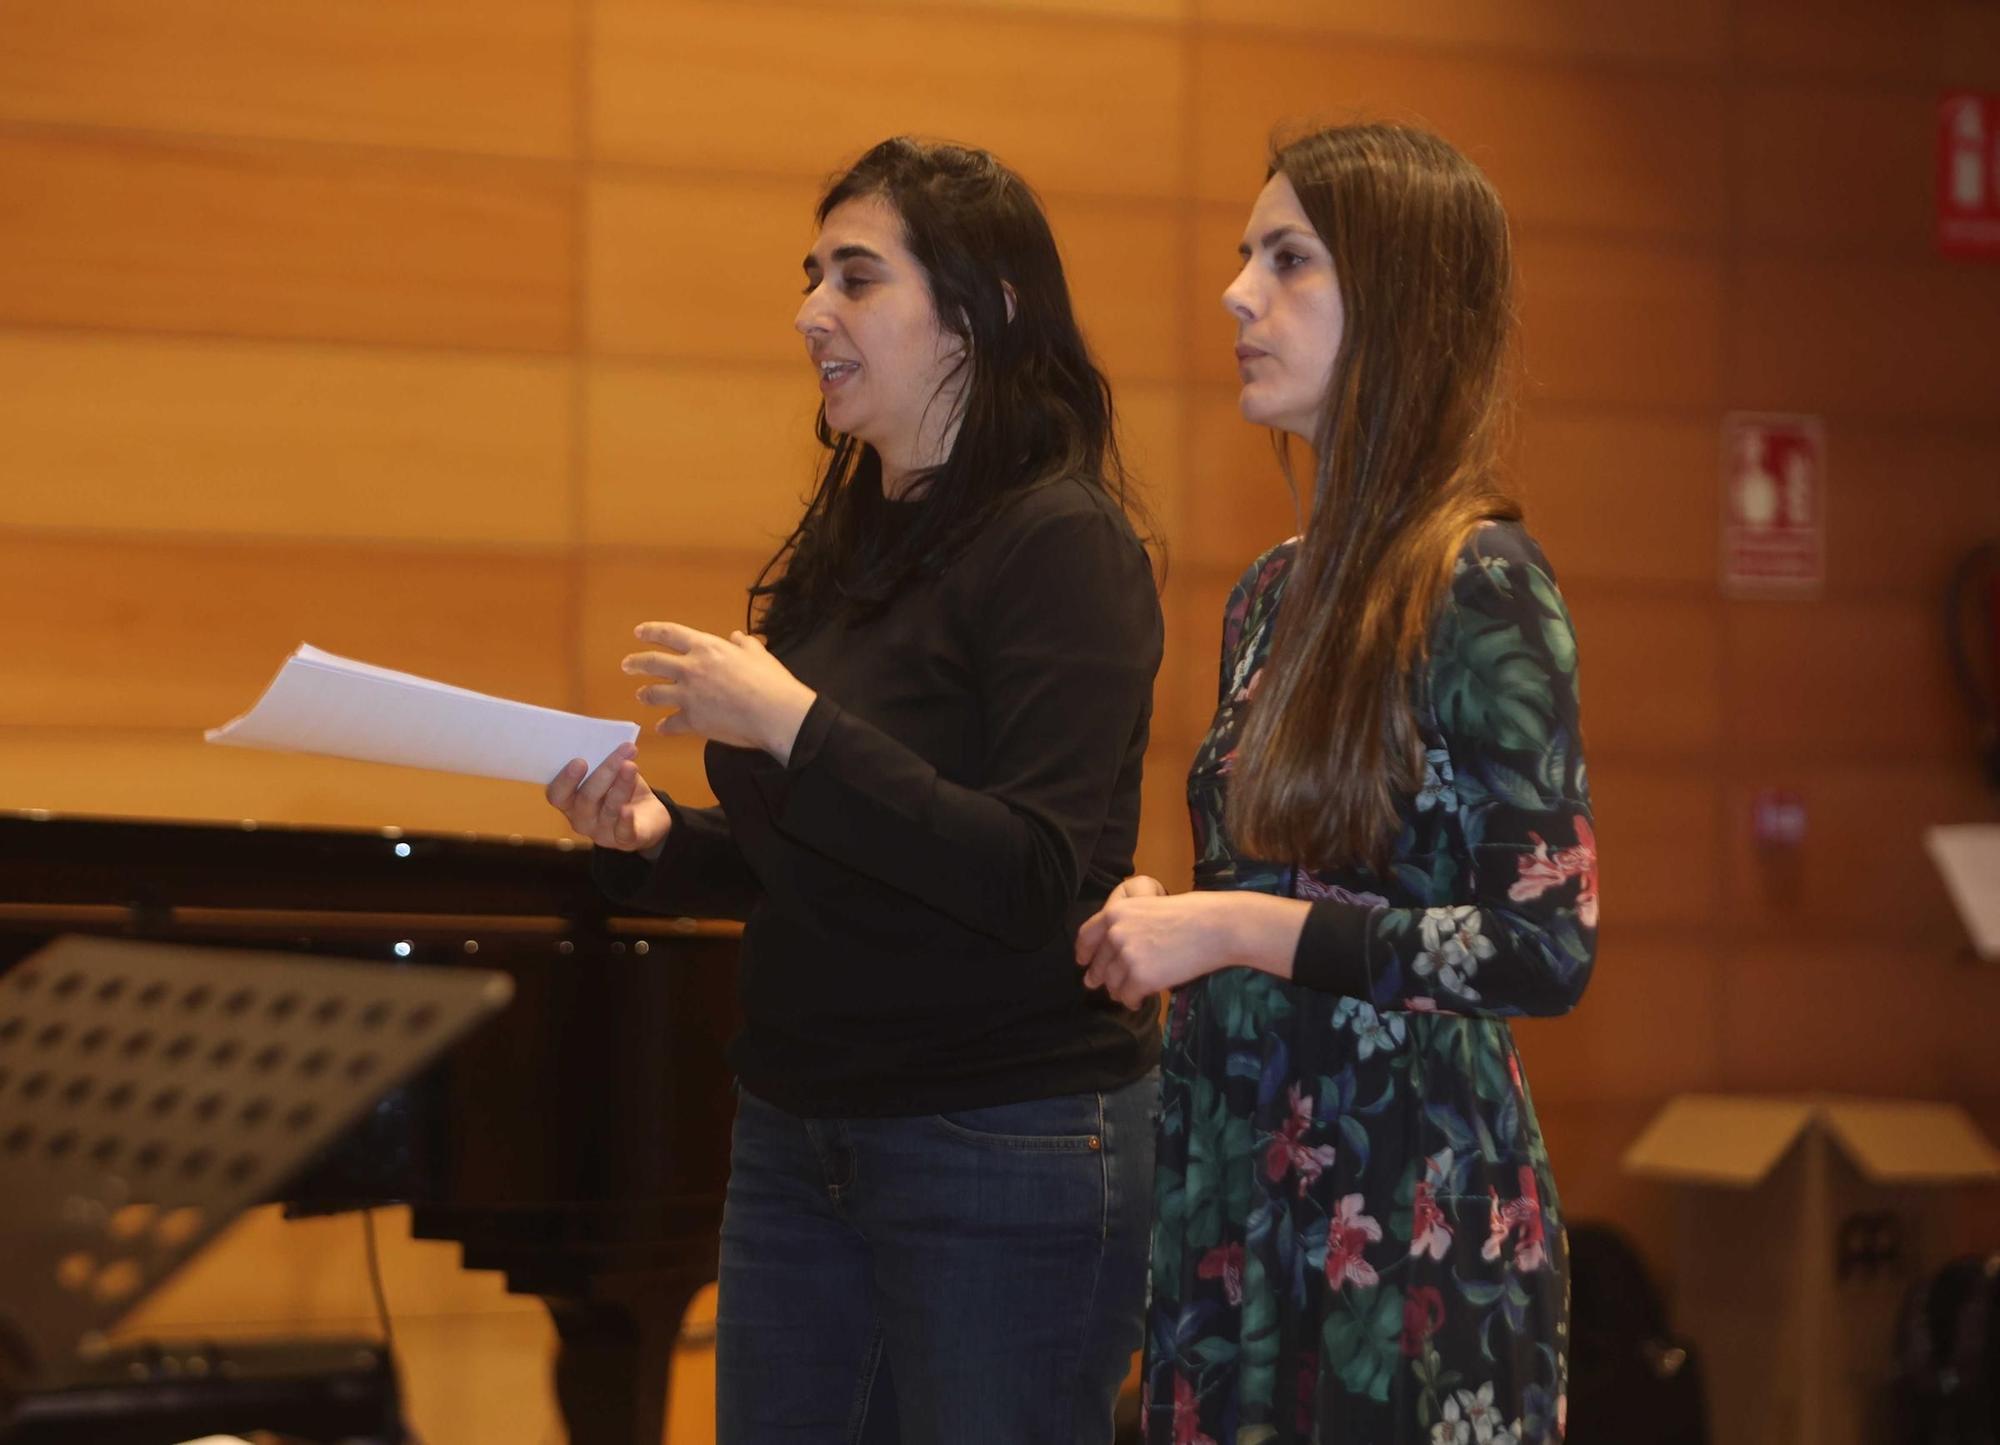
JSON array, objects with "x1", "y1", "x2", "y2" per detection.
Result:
[
  {"x1": 206, "y1": 644, "x2": 638, "y2": 786},
  {"x1": 1927, "y1": 824, "x2": 2000, "y2": 962}
]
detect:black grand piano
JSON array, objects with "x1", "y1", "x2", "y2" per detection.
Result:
[{"x1": 0, "y1": 808, "x2": 741, "y2": 1445}]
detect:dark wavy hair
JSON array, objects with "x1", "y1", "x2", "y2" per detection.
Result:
[{"x1": 752, "y1": 137, "x2": 1149, "y2": 644}]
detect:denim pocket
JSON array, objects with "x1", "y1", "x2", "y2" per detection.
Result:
[{"x1": 931, "y1": 1092, "x2": 1104, "y2": 1152}]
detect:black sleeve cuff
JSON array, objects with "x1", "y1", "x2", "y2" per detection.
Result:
[
  {"x1": 785, "y1": 694, "x2": 840, "y2": 776},
  {"x1": 586, "y1": 791, "x2": 696, "y2": 908},
  {"x1": 590, "y1": 834, "x2": 660, "y2": 907},
  {"x1": 1290, "y1": 900, "x2": 1381, "y2": 1001}
]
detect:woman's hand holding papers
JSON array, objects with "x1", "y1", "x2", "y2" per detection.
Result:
[
  {"x1": 623, "y1": 623, "x2": 818, "y2": 766},
  {"x1": 546, "y1": 742, "x2": 671, "y2": 857}
]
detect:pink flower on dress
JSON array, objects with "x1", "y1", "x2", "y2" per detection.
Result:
[
  {"x1": 1482, "y1": 1166, "x2": 1548, "y2": 1274},
  {"x1": 1263, "y1": 1084, "x2": 1337, "y2": 1196},
  {"x1": 1411, "y1": 1178, "x2": 1454, "y2": 1263},
  {"x1": 1508, "y1": 815, "x2": 1598, "y2": 928},
  {"x1": 1173, "y1": 1375, "x2": 1216, "y2": 1445},
  {"x1": 1325, "y1": 1194, "x2": 1383, "y2": 1290},
  {"x1": 1196, "y1": 1242, "x2": 1245, "y2": 1305}
]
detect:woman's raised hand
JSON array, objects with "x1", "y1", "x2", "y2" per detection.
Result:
[
  {"x1": 545, "y1": 741, "x2": 671, "y2": 856},
  {"x1": 624, "y1": 623, "x2": 817, "y2": 765}
]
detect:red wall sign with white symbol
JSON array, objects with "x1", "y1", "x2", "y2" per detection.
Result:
[
  {"x1": 1722, "y1": 413, "x2": 1824, "y2": 597},
  {"x1": 1941, "y1": 93, "x2": 2000, "y2": 261}
]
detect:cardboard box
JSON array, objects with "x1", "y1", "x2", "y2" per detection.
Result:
[{"x1": 1625, "y1": 1095, "x2": 2000, "y2": 1445}]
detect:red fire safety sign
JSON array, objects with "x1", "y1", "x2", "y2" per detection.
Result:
[
  {"x1": 1723, "y1": 413, "x2": 1824, "y2": 597},
  {"x1": 1940, "y1": 93, "x2": 2000, "y2": 260}
]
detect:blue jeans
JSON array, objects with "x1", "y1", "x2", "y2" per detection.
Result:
[{"x1": 714, "y1": 1071, "x2": 1160, "y2": 1445}]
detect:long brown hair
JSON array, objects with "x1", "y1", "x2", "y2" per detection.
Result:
[{"x1": 1227, "y1": 123, "x2": 1522, "y2": 872}]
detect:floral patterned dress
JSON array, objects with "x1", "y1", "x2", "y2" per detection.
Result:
[{"x1": 1143, "y1": 523, "x2": 1597, "y2": 1445}]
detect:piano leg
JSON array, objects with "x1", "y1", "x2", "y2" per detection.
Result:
[{"x1": 546, "y1": 1281, "x2": 699, "y2": 1445}]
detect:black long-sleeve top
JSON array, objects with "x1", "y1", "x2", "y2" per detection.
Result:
[{"x1": 594, "y1": 476, "x2": 1164, "y2": 1117}]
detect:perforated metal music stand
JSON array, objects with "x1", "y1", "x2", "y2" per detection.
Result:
[{"x1": 0, "y1": 935, "x2": 513, "y2": 1401}]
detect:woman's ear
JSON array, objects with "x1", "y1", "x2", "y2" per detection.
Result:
[{"x1": 1002, "y1": 280, "x2": 1017, "y2": 323}]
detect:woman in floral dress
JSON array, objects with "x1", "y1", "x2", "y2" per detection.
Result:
[{"x1": 1077, "y1": 125, "x2": 1596, "y2": 1444}]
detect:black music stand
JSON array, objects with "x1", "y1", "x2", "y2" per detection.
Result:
[{"x1": 0, "y1": 935, "x2": 513, "y2": 1443}]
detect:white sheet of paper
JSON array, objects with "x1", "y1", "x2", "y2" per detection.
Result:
[
  {"x1": 206, "y1": 644, "x2": 640, "y2": 786},
  {"x1": 1926, "y1": 824, "x2": 2000, "y2": 962}
]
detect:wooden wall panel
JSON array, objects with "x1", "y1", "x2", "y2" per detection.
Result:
[
  {"x1": 1723, "y1": 600, "x2": 1965, "y2": 761},
  {"x1": 0, "y1": 732, "x2": 561, "y2": 836},
  {"x1": 0, "y1": 537, "x2": 574, "y2": 730},
  {"x1": 1512, "y1": 935, "x2": 1723, "y2": 1106},
  {"x1": 1942, "y1": 5, "x2": 2000, "y2": 88},
  {"x1": 1590, "y1": 767, "x2": 1724, "y2": 930},
  {"x1": 1043, "y1": 195, "x2": 1188, "y2": 386},
  {"x1": 1733, "y1": 259, "x2": 2000, "y2": 422},
  {"x1": 1715, "y1": 943, "x2": 1971, "y2": 1098},
  {"x1": 1513, "y1": 410, "x2": 1720, "y2": 589},
  {"x1": 586, "y1": 362, "x2": 822, "y2": 549},
  {"x1": 1190, "y1": 33, "x2": 1730, "y2": 236},
  {"x1": 1822, "y1": 426, "x2": 2000, "y2": 592},
  {"x1": 588, "y1": 173, "x2": 814, "y2": 363},
  {"x1": 1738, "y1": 86, "x2": 1937, "y2": 256},
  {"x1": 1119, "y1": 384, "x2": 1189, "y2": 549},
  {"x1": 898, "y1": 0, "x2": 1184, "y2": 17},
  {"x1": 1513, "y1": 236, "x2": 1726, "y2": 410},
  {"x1": 1736, "y1": 0, "x2": 2000, "y2": 85},
  {"x1": 1186, "y1": 211, "x2": 1249, "y2": 387},
  {"x1": 1563, "y1": 592, "x2": 1723, "y2": 759},
  {"x1": 1160, "y1": 567, "x2": 1236, "y2": 748},
  {"x1": 592, "y1": 1, "x2": 1186, "y2": 200},
  {"x1": 1737, "y1": 0, "x2": 1935, "y2": 79},
  {"x1": 0, "y1": 0, "x2": 575, "y2": 158},
  {"x1": 1136, "y1": 733, "x2": 1199, "y2": 887},
  {"x1": 0, "y1": 333, "x2": 571, "y2": 543},
  {"x1": 1720, "y1": 767, "x2": 1977, "y2": 949},
  {"x1": 0, "y1": 132, "x2": 572, "y2": 351},
  {"x1": 1184, "y1": 388, "x2": 1303, "y2": 569},
  {"x1": 1193, "y1": 0, "x2": 1730, "y2": 67}
]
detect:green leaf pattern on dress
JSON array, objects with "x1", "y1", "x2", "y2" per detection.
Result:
[{"x1": 1144, "y1": 524, "x2": 1592, "y2": 1445}]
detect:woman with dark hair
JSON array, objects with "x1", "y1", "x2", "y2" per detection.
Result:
[
  {"x1": 547, "y1": 137, "x2": 1163, "y2": 1445},
  {"x1": 1078, "y1": 124, "x2": 1595, "y2": 1443}
]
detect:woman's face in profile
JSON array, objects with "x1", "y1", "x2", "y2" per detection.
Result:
[
  {"x1": 1222, "y1": 173, "x2": 1344, "y2": 441},
  {"x1": 795, "y1": 193, "x2": 966, "y2": 477}
]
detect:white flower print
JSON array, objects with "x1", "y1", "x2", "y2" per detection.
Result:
[
  {"x1": 1431, "y1": 1395, "x2": 1471, "y2": 1445},
  {"x1": 1331, "y1": 997, "x2": 1407, "y2": 1060},
  {"x1": 1412, "y1": 906, "x2": 1497, "y2": 999},
  {"x1": 1453, "y1": 1384, "x2": 1505, "y2": 1443}
]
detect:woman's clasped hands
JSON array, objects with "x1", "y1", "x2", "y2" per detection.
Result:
[{"x1": 1077, "y1": 876, "x2": 1223, "y2": 1008}]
